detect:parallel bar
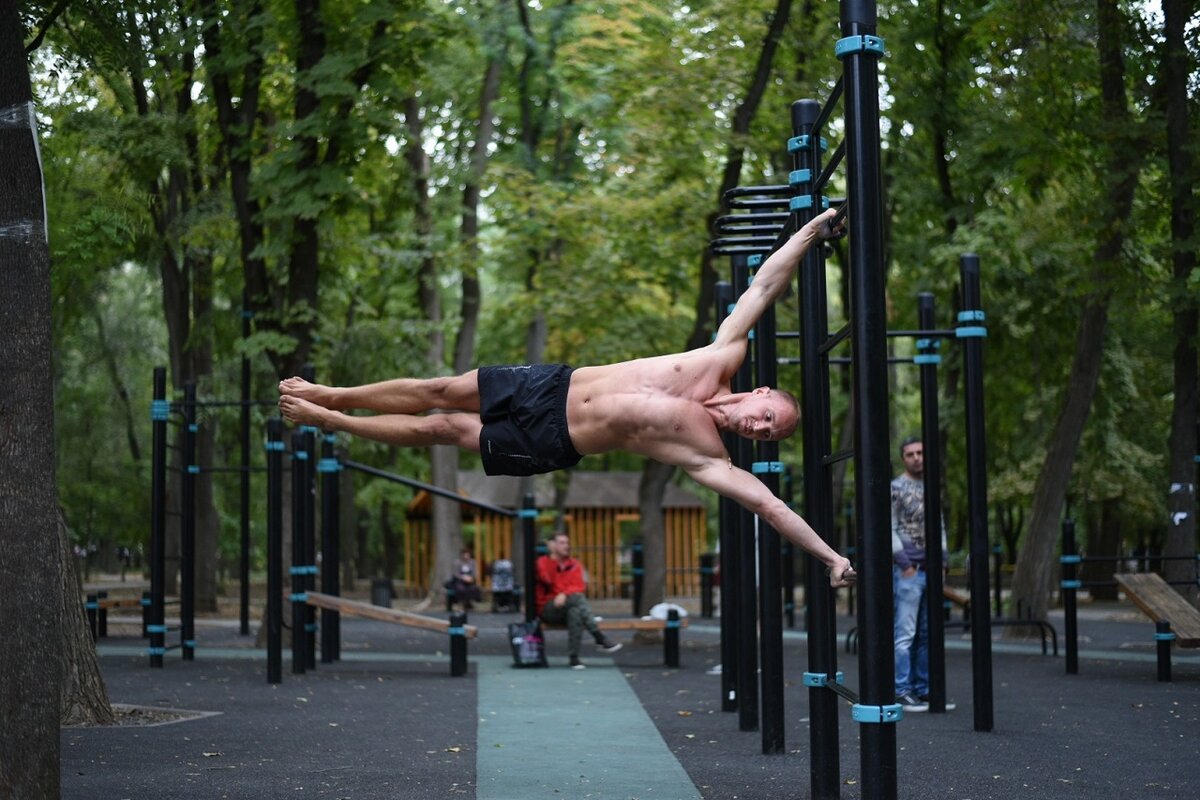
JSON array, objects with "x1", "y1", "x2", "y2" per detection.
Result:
[
  {"x1": 715, "y1": 281, "x2": 741, "y2": 713},
  {"x1": 918, "y1": 293, "x2": 948, "y2": 713},
  {"x1": 343, "y1": 460, "x2": 517, "y2": 517},
  {"x1": 724, "y1": 184, "x2": 792, "y2": 199},
  {"x1": 727, "y1": 198, "x2": 791, "y2": 210},
  {"x1": 732, "y1": 256, "x2": 759, "y2": 734}
]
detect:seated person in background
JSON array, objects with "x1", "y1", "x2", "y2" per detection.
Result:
[
  {"x1": 536, "y1": 531, "x2": 621, "y2": 669},
  {"x1": 447, "y1": 547, "x2": 482, "y2": 610},
  {"x1": 489, "y1": 553, "x2": 517, "y2": 613}
]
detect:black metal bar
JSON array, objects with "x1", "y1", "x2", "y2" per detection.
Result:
[
  {"x1": 712, "y1": 246, "x2": 776, "y2": 257},
  {"x1": 714, "y1": 221, "x2": 786, "y2": 236},
  {"x1": 918, "y1": 294, "x2": 948, "y2": 714},
  {"x1": 727, "y1": 198, "x2": 792, "y2": 211},
  {"x1": 240, "y1": 295, "x2": 252, "y2": 637},
  {"x1": 724, "y1": 184, "x2": 792, "y2": 199},
  {"x1": 450, "y1": 611, "x2": 468, "y2": 677},
  {"x1": 291, "y1": 430, "x2": 307, "y2": 675},
  {"x1": 1062, "y1": 518, "x2": 1079, "y2": 674},
  {"x1": 960, "y1": 253, "x2": 994, "y2": 732},
  {"x1": 887, "y1": 329, "x2": 958, "y2": 339},
  {"x1": 992, "y1": 544, "x2": 1003, "y2": 618},
  {"x1": 320, "y1": 436, "x2": 340, "y2": 664},
  {"x1": 715, "y1": 213, "x2": 791, "y2": 227},
  {"x1": 665, "y1": 609, "x2": 682, "y2": 668},
  {"x1": 842, "y1": 1, "x2": 898, "y2": 795},
  {"x1": 818, "y1": 323, "x2": 852, "y2": 356},
  {"x1": 342, "y1": 460, "x2": 518, "y2": 517},
  {"x1": 181, "y1": 382, "x2": 196, "y2": 661},
  {"x1": 521, "y1": 495, "x2": 538, "y2": 622},
  {"x1": 715, "y1": 281, "x2": 740, "y2": 713},
  {"x1": 794, "y1": 96, "x2": 841, "y2": 800},
  {"x1": 812, "y1": 76, "x2": 845, "y2": 137},
  {"x1": 822, "y1": 449, "x2": 855, "y2": 466},
  {"x1": 632, "y1": 540, "x2": 644, "y2": 616},
  {"x1": 711, "y1": 235, "x2": 780, "y2": 250},
  {"x1": 754, "y1": 254, "x2": 785, "y2": 755},
  {"x1": 150, "y1": 368, "x2": 167, "y2": 668},
  {"x1": 732, "y1": 257, "x2": 759, "y2": 734},
  {"x1": 266, "y1": 418, "x2": 283, "y2": 684},
  {"x1": 1156, "y1": 621, "x2": 1173, "y2": 682},
  {"x1": 700, "y1": 552, "x2": 716, "y2": 618},
  {"x1": 813, "y1": 140, "x2": 847, "y2": 193},
  {"x1": 177, "y1": 399, "x2": 280, "y2": 408}
]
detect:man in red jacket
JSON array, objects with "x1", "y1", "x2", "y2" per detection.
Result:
[{"x1": 536, "y1": 531, "x2": 621, "y2": 669}]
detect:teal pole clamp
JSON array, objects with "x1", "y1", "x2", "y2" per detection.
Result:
[
  {"x1": 747, "y1": 254, "x2": 763, "y2": 268},
  {"x1": 789, "y1": 168, "x2": 812, "y2": 187},
  {"x1": 915, "y1": 339, "x2": 941, "y2": 350},
  {"x1": 835, "y1": 35, "x2": 886, "y2": 59},
  {"x1": 85, "y1": 601, "x2": 99, "y2": 610},
  {"x1": 956, "y1": 326, "x2": 987, "y2": 339},
  {"x1": 304, "y1": 623, "x2": 318, "y2": 633},
  {"x1": 264, "y1": 441, "x2": 285, "y2": 452},
  {"x1": 289, "y1": 565, "x2": 318, "y2": 576},
  {"x1": 517, "y1": 508, "x2": 539, "y2": 519},
  {"x1": 187, "y1": 465, "x2": 201, "y2": 474},
  {"x1": 324, "y1": 434, "x2": 338, "y2": 444},
  {"x1": 448, "y1": 625, "x2": 466, "y2": 636},
  {"x1": 317, "y1": 458, "x2": 342, "y2": 473},
  {"x1": 852, "y1": 703, "x2": 903, "y2": 723},
  {"x1": 289, "y1": 592, "x2": 308, "y2": 603},
  {"x1": 956, "y1": 309, "x2": 987, "y2": 339},
  {"x1": 789, "y1": 195, "x2": 831, "y2": 212},
  {"x1": 184, "y1": 640, "x2": 196, "y2": 649},
  {"x1": 151, "y1": 399, "x2": 171, "y2": 421},
  {"x1": 147, "y1": 646, "x2": 166, "y2": 656},
  {"x1": 1060, "y1": 555, "x2": 1082, "y2": 564},
  {"x1": 241, "y1": 309, "x2": 255, "y2": 319},
  {"x1": 787, "y1": 135, "x2": 829, "y2": 153},
  {"x1": 147, "y1": 624, "x2": 169, "y2": 634},
  {"x1": 752, "y1": 461, "x2": 786, "y2": 474},
  {"x1": 957, "y1": 310, "x2": 985, "y2": 322},
  {"x1": 666, "y1": 619, "x2": 682, "y2": 629},
  {"x1": 1195, "y1": 455, "x2": 1200, "y2": 463},
  {"x1": 188, "y1": 423, "x2": 199, "y2": 433},
  {"x1": 802, "y1": 671, "x2": 845, "y2": 687},
  {"x1": 1061, "y1": 579, "x2": 1082, "y2": 590},
  {"x1": 293, "y1": 450, "x2": 309, "y2": 461},
  {"x1": 632, "y1": 568, "x2": 645, "y2": 576},
  {"x1": 1155, "y1": 631, "x2": 1176, "y2": 641},
  {"x1": 700, "y1": 567, "x2": 715, "y2": 575},
  {"x1": 140, "y1": 597, "x2": 152, "y2": 607},
  {"x1": 299, "y1": 425, "x2": 320, "y2": 435},
  {"x1": 913, "y1": 355, "x2": 942, "y2": 365}
]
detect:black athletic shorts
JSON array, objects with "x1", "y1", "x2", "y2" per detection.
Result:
[{"x1": 477, "y1": 364, "x2": 583, "y2": 477}]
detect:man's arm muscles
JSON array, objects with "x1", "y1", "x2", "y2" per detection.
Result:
[
  {"x1": 684, "y1": 457, "x2": 854, "y2": 587},
  {"x1": 712, "y1": 208, "x2": 841, "y2": 348}
]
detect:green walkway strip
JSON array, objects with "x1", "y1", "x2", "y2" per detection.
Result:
[{"x1": 475, "y1": 655, "x2": 701, "y2": 800}]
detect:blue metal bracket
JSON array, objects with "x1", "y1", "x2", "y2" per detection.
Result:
[
  {"x1": 299, "y1": 425, "x2": 320, "y2": 435},
  {"x1": 1059, "y1": 555, "x2": 1082, "y2": 564},
  {"x1": 288, "y1": 592, "x2": 308, "y2": 603},
  {"x1": 957, "y1": 309, "x2": 986, "y2": 322},
  {"x1": 317, "y1": 458, "x2": 342, "y2": 473},
  {"x1": 666, "y1": 618, "x2": 682, "y2": 629},
  {"x1": 913, "y1": 355, "x2": 942, "y2": 365},
  {"x1": 915, "y1": 339, "x2": 941, "y2": 350},
  {"x1": 293, "y1": 450, "x2": 309, "y2": 461},
  {"x1": 852, "y1": 703, "x2": 902, "y2": 723},
  {"x1": 518, "y1": 508, "x2": 539, "y2": 519},
  {"x1": 747, "y1": 254, "x2": 763, "y2": 268},
  {"x1": 1060, "y1": 579, "x2": 1082, "y2": 590},
  {"x1": 289, "y1": 565, "x2": 318, "y2": 576},
  {"x1": 802, "y1": 671, "x2": 845, "y2": 687},
  {"x1": 789, "y1": 195, "x2": 831, "y2": 211},
  {"x1": 835, "y1": 35, "x2": 886, "y2": 59},
  {"x1": 147, "y1": 646, "x2": 166, "y2": 656},
  {"x1": 151, "y1": 399, "x2": 171, "y2": 421},
  {"x1": 1155, "y1": 631, "x2": 1177, "y2": 642},
  {"x1": 789, "y1": 169, "x2": 812, "y2": 187},
  {"x1": 264, "y1": 441, "x2": 285, "y2": 452},
  {"x1": 787, "y1": 135, "x2": 829, "y2": 153},
  {"x1": 448, "y1": 626, "x2": 466, "y2": 636},
  {"x1": 187, "y1": 465, "x2": 201, "y2": 474},
  {"x1": 146, "y1": 624, "x2": 169, "y2": 634},
  {"x1": 956, "y1": 326, "x2": 987, "y2": 338},
  {"x1": 751, "y1": 461, "x2": 786, "y2": 474}
]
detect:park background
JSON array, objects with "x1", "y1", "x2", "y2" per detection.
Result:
[{"x1": 6, "y1": 0, "x2": 1199, "y2": 707}]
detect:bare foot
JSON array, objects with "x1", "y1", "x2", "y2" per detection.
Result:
[
  {"x1": 278, "y1": 376, "x2": 341, "y2": 409},
  {"x1": 279, "y1": 395, "x2": 338, "y2": 430}
]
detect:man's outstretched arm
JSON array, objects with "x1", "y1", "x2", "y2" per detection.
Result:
[
  {"x1": 712, "y1": 207, "x2": 844, "y2": 349},
  {"x1": 685, "y1": 456, "x2": 855, "y2": 587}
]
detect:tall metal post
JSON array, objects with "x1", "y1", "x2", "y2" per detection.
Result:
[
  {"x1": 840, "y1": 1, "x2": 897, "y2": 796},
  {"x1": 522, "y1": 494, "x2": 538, "y2": 622},
  {"x1": 266, "y1": 418, "x2": 284, "y2": 683},
  {"x1": 149, "y1": 367, "x2": 168, "y2": 668},
  {"x1": 753, "y1": 256, "x2": 785, "y2": 755},
  {"x1": 959, "y1": 252, "x2": 994, "y2": 731},
  {"x1": 320, "y1": 435, "x2": 341, "y2": 663},
  {"x1": 240, "y1": 296, "x2": 252, "y2": 636},
  {"x1": 300, "y1": 364, "x2": 317, "y2": 670},
  {"x1": 732, "y1": 256, "x2": 759, "y2": 734},
  {"x1": 917, "y1": 293, "x2": 947, "y2": 712},
  {"x1": 793, "y1": 96, "x2": 841, "y2": 799},
  {"x1": 291, "y1": 430, "x2": 308, "y2": 674},
  {"x1": 1061, "y1": 518, "x2": 1079, "y2": 675},
  {"x1": 181, "y1": 381, "x2": 197, "y2": 661},
  {"x1": 715, "y1": 281, "x2": 741, "y2": 713}
]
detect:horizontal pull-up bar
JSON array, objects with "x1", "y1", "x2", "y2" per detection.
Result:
[
  {"x1": 723, "y1": 184, "x2": 792, "y2": 200},
  {"x1": 712, "y1": 246, "x2": 774, "y2": 257},
  {"x1": 715, "y1": 213, "x2": 790, "y2": 227},
  {"x1": 727, "y1": 198, "x2": 791, "y2": 211},
  {"x1": 341, "y1": 459, "x2": 518, "y2": 517},
  {"x1": 712, "y1": 223, "x2": 784, "y2": 237},
  {"x1": 710, "y1": 235, "x2": 778, "y2": 250}
]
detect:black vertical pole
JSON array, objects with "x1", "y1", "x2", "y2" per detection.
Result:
[
  {"x1": 632, "y1": 540, "x2": 644, "y2": 617},
  {"x1": 793, "y1": 96, "x2": 841, "y2": 799},
  {"x1": 320, "y1": 435, "x2": 341, "y2": 664},
  {"x1": 840, "y1": 2, "x2": 897, "y2": 796},
  {"x1": 266, "y1": 418, "x2": 284, "y2": 684},
  {"x1": 291, "y1": 430, "x2": 307, "y2": 674},
  {"x1": 715, "y1": 280, "x2": 741, "y2": 713},
  {"x1": 782, "y1": 468, "x2": 796, "y2": 629},
  {"x1": 753, "y1": 254, "x2": 786, "y2": 755},
  {"x1": 522, "y1": 494, "x2": 537, "y2": 622},
  {"x1": 181, "y1": 381, "x2": 197, "y2": 661},
  {"x1": 1155, "y1": 621, "x2": 1173, "y2": 682},
  {"x1": 732, "y1": 256, "x2": 759, "y2": 734},
  {"x1": 665, "y1": 608, "x2": 682, "y2": 668},
  {"x1": 149, "y1": 367, "x2": 168, "y2": 668},
  {"x1": 86, "y1": 594, "x2": 98, "y2": 642},
  {"x1": 992, "y1": 545, "x2": 1003, "y2": 618},
  {"x1": 300, "y1": 364, "x2": 317, "y2": 670},
  {"x1": 240, "y1": 297, "x2": 252, "y2": 637},
  {"x1": 917, "y1": 293, "x2": 947, "y2": 713},
  {"x1": 700, "y1": 552, "x2": 715, "y2": 618},
  {"x1": 959, "y1": 253, "x2": 994, "y2": 732},
  {"x1": 449, "y1": 611, "x2": 468, "y2": 677},
  {"x1": 1061, "y1": 518, "x2": 1079, "y2": 675}
]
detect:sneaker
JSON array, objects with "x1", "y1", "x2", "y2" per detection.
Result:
[
  {"x1": 897, "y1": 693, "x2": 929, "y2": 713},
  {"x1": 569, "y1": 656, "x2": 587, "y2": 670},
  {"x1": 596, "y1": 637, "x2": 623, "y2": 654},
  {"x1": 918, "y1": 694, "x2": 957, "y2": 711}
]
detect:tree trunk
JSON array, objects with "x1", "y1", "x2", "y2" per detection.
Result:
[
  {"x1": 0, "y1": 6, "x2": 62, "y2": 790},
  {"x1": 637, "y1": 460, "x2": 675, "y2": 615},
  {"x1": 58, "y1": 511, "x2": 115, "y2": 727},
  {"x1": 1162, "y1": 0, "x2": 1198, "y2": 608},
  {"x1": 1080, "y1": 498, "x2": 1121, "y2": 601},
  {"x1": 1009, "y1": 0, "x2": 1140, "y2": 623}
]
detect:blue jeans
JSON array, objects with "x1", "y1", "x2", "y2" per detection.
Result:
[{"x1": 893, "y1": 566, "x2": 929, "y2": 697}]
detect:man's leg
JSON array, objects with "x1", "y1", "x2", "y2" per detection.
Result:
[
  {"x1": 563, "y1": 594, "x2": 621, "y2": 653},
  {"x1": 279, "y1": 370, "x2": 481, "y2": 414},
  {"x1": 893, "y1": 566, "x2": 924, "y2": 702},
  {"x1": 278, "y1": 399, "x2": 483, "y2": 452}
]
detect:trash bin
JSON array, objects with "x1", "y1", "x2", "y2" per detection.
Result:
[{"x1": 371, "y1": 578, "x2": 392, "y2": 608}]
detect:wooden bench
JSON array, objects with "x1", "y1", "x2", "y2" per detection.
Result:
[
  {"x1": 1114, "y1": 573, "x2": 1200, "y2": 681},
  {"x1": 299, "y1": 591, "x2": 477, "y2": 676},
  {"x1": 84, "y1": 591, "x2": 153, "y2": 640},
  {"x1": 542, "y1": 614, "x2": 688, "y2": 667}
]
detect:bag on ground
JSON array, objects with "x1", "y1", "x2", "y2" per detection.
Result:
[{"x1": 508, "y1": 619, "x2": 548, "y2": 668}]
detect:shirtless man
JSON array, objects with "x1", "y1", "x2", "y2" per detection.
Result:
[{"x1": 280, "y1": 208, "x2": 854, "y2": 586}]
